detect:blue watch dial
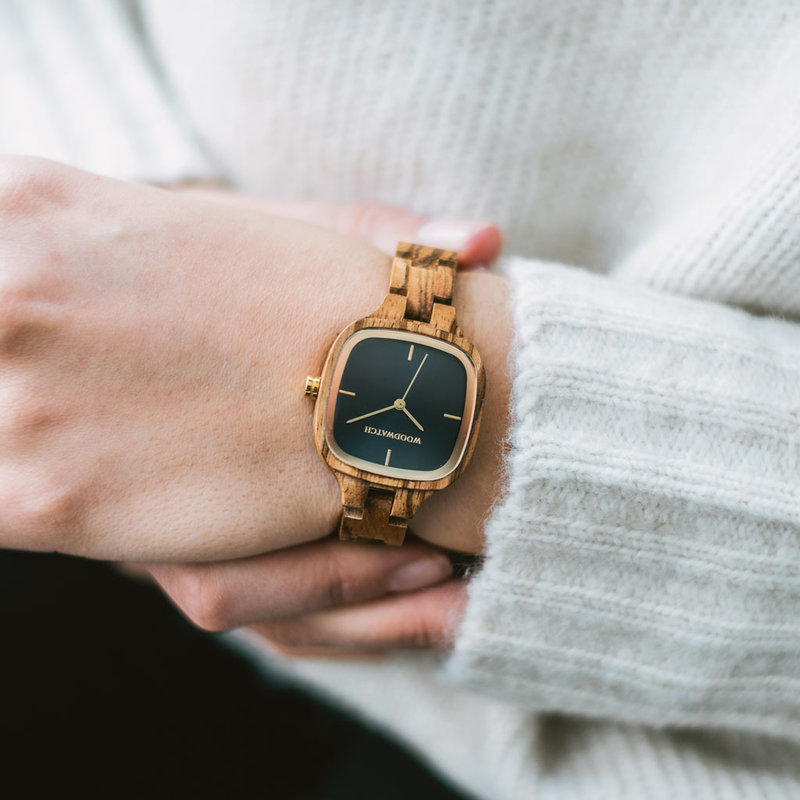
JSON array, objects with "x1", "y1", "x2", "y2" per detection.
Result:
[{"x1": 331, "y1": 333, "x2": 469, "y2": 474}]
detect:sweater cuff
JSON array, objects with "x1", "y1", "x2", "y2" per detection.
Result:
[
  {"x1": 0, "y1": 1, "x2": 217, "y2": 184},
  {"x1": 444, "y1": 257, "x2": 800, "y2": 739}
]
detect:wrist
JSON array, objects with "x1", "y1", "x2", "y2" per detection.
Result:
[
  {"x1": 273, "y1": 237, "x2": 393, "y2": 543},
  {"x1": 286, "y1": 246, "x2": 510, "y2": 553},
  {"x1": 413, "y1": 269, "x2": 512, "y2": 552}
]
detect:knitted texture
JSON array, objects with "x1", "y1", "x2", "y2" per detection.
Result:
[
  {"x1": 0, "y1": 0, "x2": 213, "y2": 183},
  {"x1": 137, "y1": 0, "x2": 800, "y2": 283},
  {"x1": 236, "y1": 640, "x2": 800, "y2": 800},
  {"x1": 5, "y1": 1, "x2": 800, "y2": 798},
  {"x1": 446, "y1": 258, "x2": 800, "y2": 740}
]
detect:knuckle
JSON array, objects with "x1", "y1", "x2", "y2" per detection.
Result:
[
  {"x1": 0, "y1": 289, "x2": 35, "y2": 356},
  {"x1": 1, "y1": 378, "x2": 59, "y2": 440},
  {"x1": 3, "y1": 473, "x2": 83, "y2": 550},
  {"x1": 0, "y1": 155, "x2": 71, "y2": 216},
  {"x1": 169, "y1": 567, "x2": 234, "y2": 632},
  {"x1": 406, "y1": 615, "x2": 439, "y2": 649},
  {"x1": 322, "y1": 555, "x2": 354, "y2": 608},
  {"x1": 0, "y1": 258, "x2": 71, "y2": 357}
]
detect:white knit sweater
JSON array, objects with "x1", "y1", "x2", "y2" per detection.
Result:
[{"x1": 5, "y1": 1, "x2": 800, "y2": 798}]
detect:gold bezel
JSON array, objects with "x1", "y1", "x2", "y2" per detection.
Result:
[
  {"x1": 312, "y1": 310, "x2": 485, "y2": 493},
  {"x1": 324, "y1": 329, "x2": 478, "y2": 481}
]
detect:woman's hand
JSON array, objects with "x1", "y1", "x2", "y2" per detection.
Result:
[
  {"x1": 148, "y1": 535, "x2": 470, "y2": 656},
  {"x1": 2, "y1": 156, "x2": 510, "y2": 567},
  {"x1": 144, "y1": 187, "x2": 510, "y2": 654},
  {"x1": 250, "y1": 580, "x2": 470, "y2": 658},
  {"x1": 172, "y1": 184, "x2": 504, "y2": 269}
]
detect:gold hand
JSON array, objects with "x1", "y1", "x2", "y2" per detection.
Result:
[
  {"x1": 346, "y1": 404, "x2": 396, "y2": 424},
  {"x1": 402, "y1": 406, "x2": 424, "y2": 432},
  {"x1": 401, "y1": 353, "x2": 428, "y2": 401}
]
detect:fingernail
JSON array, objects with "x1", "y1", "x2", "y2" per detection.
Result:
[
  {"x1": 415, "y1": 218, "x2": 494, "y2": 253},
  {"x1": 388, "y1": 554, "x2": 453, "y2": 593}
]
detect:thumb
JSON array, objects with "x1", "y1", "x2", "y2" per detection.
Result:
[
  {"x1": 264, "y1": 201, "x2": 503, "y2": 268},
  {"x1": 176, "y1": 186, "x2": 502, "y2": 267}
]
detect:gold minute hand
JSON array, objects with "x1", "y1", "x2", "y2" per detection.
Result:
[
  {"x1": 402, "y1": 407, "x2": 424, "y2": 432},
  {"x1": 346, "y1": 404, "x2": 396, "y2": 424},
  {"x1": 401, "y1": 353, "x2": 428, "y2": 401}
]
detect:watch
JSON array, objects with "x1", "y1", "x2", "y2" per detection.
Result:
[{"x1": 304, "y1": 242, "x2": 485, "y2": 546}]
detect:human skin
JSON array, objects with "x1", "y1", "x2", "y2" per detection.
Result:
[{"x1": 1, "y1": 156, "x2": 511, "y2": 648}]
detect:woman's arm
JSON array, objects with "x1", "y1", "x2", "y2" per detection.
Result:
[
  {"x1": 448, "y1": 257, "x2": 800, "y2": 739},
  {"x1": 0, "y1": 156, "x2": 504, "y2": 617},
  {"x1": 247, "y1": 254, "x2": 800, "y2": 742},
  {"x1": 0, "y1": 156, "x2": 392, "y2": 561}
]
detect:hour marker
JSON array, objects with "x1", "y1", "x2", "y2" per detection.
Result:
[
  {"x1": 443, "y1": 413, "x2": 461, "y2": 420},
  {"x1": 338, "y1": 389, "x2": 356, "y2": 396},
  {"x1": 384, "y1": 448, "x2": 392, "y2": 465},
  {"x1": 407, "y1": 344, "x2": 414, "y2": 361}
]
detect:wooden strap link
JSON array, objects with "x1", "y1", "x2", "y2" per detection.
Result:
[
  {"x1": 389, "y1": 241, "x2": 457, "y2": 323},
  {"x1": 339, "y1": 487, "x2": 407, "y2": 547},
  {"x1": 337, "y1": 477, "x2": 433, "y2": 547}
]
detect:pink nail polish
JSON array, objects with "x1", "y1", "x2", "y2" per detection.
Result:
[
  {"x1": 388, "y1": 555, "x2": 453, "y2": 593},
  {"x1": 415, "y1": 219, "x2": 493, "y2": 253}
]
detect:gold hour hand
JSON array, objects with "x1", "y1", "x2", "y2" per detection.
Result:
[
  {"x1": 346, "y1": 404, "x2": 395, "y2": 424},
  {"x1": 402, "y1": 406, "x2": 424, "y2": 431}
]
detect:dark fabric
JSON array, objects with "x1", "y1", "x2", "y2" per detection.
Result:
[{"x1": 0, "y1": 550, "x2": 467, "y2": 800}]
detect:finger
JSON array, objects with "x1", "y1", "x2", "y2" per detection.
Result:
[
  {"x1": 251, "y1": 580, "x2": 467, "y2": 652},
  {"x1": 264, "y1": 202, "x2": 503, "y2": 267},
  {"x1": 175, "y1": 187, "x2": 502, "y2": 267},
  {"x1": 146, "y1": 537, "x2": 453, "y2": 632},
  {"x1": 255, "y1": 640, "x2": 388, "y2": 661}
]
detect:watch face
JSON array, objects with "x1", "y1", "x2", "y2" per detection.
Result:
[{"x1": 325, "y1": 329, "x2": 477, "y2": 480}]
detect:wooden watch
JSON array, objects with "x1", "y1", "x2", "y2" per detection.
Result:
[{"x1": 305, "y1": 242, "x2": 485, "y2": 546}]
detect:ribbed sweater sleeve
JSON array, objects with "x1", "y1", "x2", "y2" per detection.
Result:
[
  {"x1": 0, "y1": 0, "x2": 215, "y2": 183},
  {"x1": 445, "y1": 257, "x2": 800, "y2": 740}
]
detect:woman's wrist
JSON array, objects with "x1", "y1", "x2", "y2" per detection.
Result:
[
  {"x1": 412, "y1": 269, "x2": 512, "y2": 553},
  {"x1": 263, "y1": 238, "x2": 392, "y2": 545},
  {"x1": 290, "y1": 263, "x2": 511, "y2": 555}
]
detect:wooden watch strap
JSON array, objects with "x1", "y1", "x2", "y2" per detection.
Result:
[
  {"x1": 337, "y1": 478, "x2": 433, "y2": 547},
  {"x1": 339, "y1": 487, "x2": 406, "y2": 546},
  {"x1": 389, "y1": 241, "x2": 458, "y2": 323},
  {"x1": 338, "y1": 242, "x2": 457, "y2": 545}
]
